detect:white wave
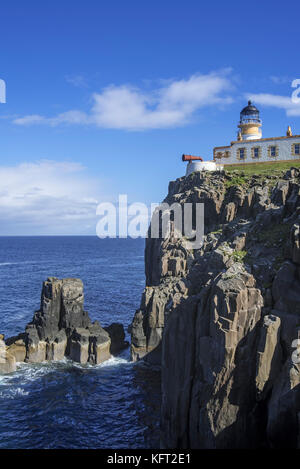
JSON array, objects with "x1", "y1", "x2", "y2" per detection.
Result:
[
  {"x1": 0, "y1": 355, "x2": 132, "y2": 388},
  {"x1": 11, "y1": 360, "x2": 69, "y2": 384},
  {"x1": 0, "y1": 362, "x2": 53, "y2": 388},
  {"x1": 98, "y1": 355, "x2": 131, "y2": 367},
  {"x1": 0, "y1": 261, "x2": 34, "y2": 267},
  {"x1": 0, "y1": 386, "x2": 29, "y2": 399},
  {"x1": 0, "y1": 374, "x2": 15, "y2": 386},
  {"x1": 70, "y1": 355, "x2": 131, "y2": 370}
]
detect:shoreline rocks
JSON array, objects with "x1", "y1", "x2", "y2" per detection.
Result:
[
  {"x1": 1, "y1": 277, "x2": 128, "y2": 373},
  {"x1": 0, "y1": 336, "x2": 16, "y2": 374}
]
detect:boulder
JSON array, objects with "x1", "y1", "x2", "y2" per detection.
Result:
[
  {"x1": 69, "y1": 322, "x2": 111, "y2": 365},
  {"x1": 104, "y1": 323, "x2": 129, "y2": 355},
  {"x1": 5, "y1": 334, "x2": 26, "y2": 362},
  {"x1": 87, "y1": 321, "x2": 111, "y2": 364},
  {"x1": 0, "y1": 338, "x2": 16, "y2": 373}
]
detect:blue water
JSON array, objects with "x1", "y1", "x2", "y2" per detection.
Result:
[{"x1": 0, "y1": 237, "x2": 161, "y2": 449}]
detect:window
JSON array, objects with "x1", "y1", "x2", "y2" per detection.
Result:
[
  {"x1": 238, "y1": 148, "x2": 246, "y2": 160},
  {"x1": 291, "y1": 143, "x2": 300, "y2": 156},
  {"x1": 252, "y1": 147, "x2": 261, "y2": 159},
  {"x1": 268, "y1": 145, "x2": 278, "y2": 158}
]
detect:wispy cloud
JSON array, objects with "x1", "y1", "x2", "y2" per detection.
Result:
[
  {"x1": 14, "y1": 111, "x2": 90, "y2": 127},
  {"x1": 270, "y1": 76, "x2": 293, "y2": 85},
  {"x1": 13, "y1": 70, "x2": 234, "y2": 131},
  {"x1": 247, "y1": 92, "x2": 300, "y2": 116},
  {"x1": 65, "y1": 74, "x2": 88, "y2": 88},
  {"x1": 0, "y1": 160, "x2": 104, "y2": 235}
]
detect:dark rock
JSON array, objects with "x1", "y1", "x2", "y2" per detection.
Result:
[
  {"x1": 31, "y1": 277, "x2": 90, "y2": 341},
  {"x1": 47, "y1": 330, "x2": 67, "y2": 361},
  {"x1": 131, "y1": 166, "x2": 300, "y2": 447},
  {"x1": 104, "y1": 323, "x2": 129, "y2": 355},
  {"x1": 2, "y1": 277, "x2": 126, "y2": 371},
  {"x1": 291, "y1": 224, "x2": 300, "y2": 264},
  {"x1": 69, "y1": 328, "x2": 91, "y2": 364},
  {"x1": 5, "y1": 333, "x2": 27, "y2": 362},
  {"x1": 0, "y1": 337, "x2": 16, "y2": 373}
]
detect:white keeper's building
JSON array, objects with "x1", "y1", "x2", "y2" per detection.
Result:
[{"x1": 213, "y1": 101, "x2": 300, "y2": 165}]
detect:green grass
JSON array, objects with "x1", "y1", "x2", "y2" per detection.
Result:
[
  {"x1": 225, "y1": 175, "x2": 247, "y2": 188},
  {"x1": 225, "y1": 160, "x2": 300, "y2": 177},
  {"x1": 232, "y1": 250, "x2": 248, "y2": 263},
  {"x1": 210, "y1": 227, "x2": 223, "y2": 235}
]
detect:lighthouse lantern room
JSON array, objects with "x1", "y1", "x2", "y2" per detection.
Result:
[{"x1": 238, "y1": 100, "x2": 262, "y2": 141}]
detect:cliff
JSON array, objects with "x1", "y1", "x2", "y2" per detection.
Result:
[
  {"x1": 1, "y1": 277, "x2": 128, "y2": 373},
  {"x1": 131, "y1": 164, "x2": 300, "y2": 448}
]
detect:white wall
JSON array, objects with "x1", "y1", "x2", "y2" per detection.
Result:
[
  {"x1": 185, "y1": 161, "x2": 223, "y2": 176},
  {"x1": 214, "y1": 136, "x2": 300, "y2": 165}
]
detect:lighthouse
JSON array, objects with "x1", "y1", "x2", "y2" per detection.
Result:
[
  {"x1": 184, "y1": 100, "x2": 300, "y2": 175},
  {"x1": 214, "y1": 100, "x2": 300, "y2": 165},
  {"x1": 237, "y1": 100, "x2": 262, "y2": 141}
]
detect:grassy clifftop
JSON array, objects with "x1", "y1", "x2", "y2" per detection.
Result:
[
  {"x1": 225, "y1": 160, "x2": 300, "y2": 176},
  {"x1": 224, "y1": 160, "x2": 300, "y2": 188}
]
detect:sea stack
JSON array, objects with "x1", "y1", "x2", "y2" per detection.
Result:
[{"x1": 1, "y1": 277, "x2": 128, "y2": 372}]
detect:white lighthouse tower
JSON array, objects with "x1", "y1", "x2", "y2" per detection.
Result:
[{"x1": 237, "y1": 100, "x2": 262, "y2": 141}]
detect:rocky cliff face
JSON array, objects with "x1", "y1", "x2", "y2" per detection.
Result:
[
  {"x1": 131, "y1": 167, "x2": 300, "y2": 448},
  {"x1": 0, "y1": 277, "x2": 127, "y2": 373}
]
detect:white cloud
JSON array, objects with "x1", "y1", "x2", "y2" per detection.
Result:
[
  {"x1": 14, "y1": 111, "x2": 89, "y2": 126},
  {"x1": 247, "y1": 93, "x2": 300, "y2": 116},
  {"x1": 65, "y1": 74, "x2": 88, "y2": 88},
  {"x1": 13, "y1": 71, "x2": 234, "y2": 130},
  {"x1": 270, "y1": 76, "x2": 292, "y2": 85},
  {"x1": 0, "y1": 160, "x2": 104, "y2": 235}
]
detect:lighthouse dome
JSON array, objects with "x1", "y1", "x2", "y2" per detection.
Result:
[
  {"x1": 239, "y1": 100, "x2": 261, "y2": 126},
  {"x1": 240, "y1": 100, "x2": 260, "y2": 116}
]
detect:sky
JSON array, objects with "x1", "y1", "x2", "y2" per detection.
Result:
[{"x1": 0, "y1": 0, "x2": 300, "y2": 235}]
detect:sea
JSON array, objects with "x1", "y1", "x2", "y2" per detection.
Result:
[{"x1": 0, "y1": 236, "x2": 161, "y2": 449}]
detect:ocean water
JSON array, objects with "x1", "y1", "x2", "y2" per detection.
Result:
[{"x1": 0, "y1": 237, "x2": 161, "y2": 449}]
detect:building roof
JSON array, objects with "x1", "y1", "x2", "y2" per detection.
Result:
[
  {"x1": 213, "y1": 134, "x2": 300, "y2": 152},
  {"x1": 240, "y1": 100, "x2": 259, "y2": 115},
  {"x1": 230, "y1": 134, "x2": 300, "y2": 145}
]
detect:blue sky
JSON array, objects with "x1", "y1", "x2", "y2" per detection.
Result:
[{"x1": 1, "y1": 0, "x2": 300, "y2": 235}]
